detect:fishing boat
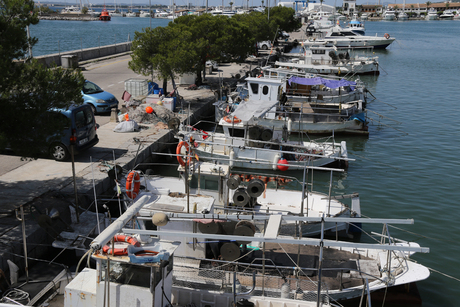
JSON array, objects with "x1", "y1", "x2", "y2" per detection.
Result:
[
  {"x1": 217, "y1": 75, "x2": 368, "y2": 135},
  {"x1": 275, "y1": 44, "x2": 379, "y2": 75},
  {"x1": 345, "y1": 15, "x2": 365, "y2": 35},
  {"x1": 175, "y1": 124, "x2": 350, "y2": 171},
  {"x1": 61, "y1": 5, "x2": 82, "y2": 14},
  {"x1": 64, "y1": 190, "x2": 430, "y2": 306},
  {"x1": 99, "y1": 6, "x2": 111, "y2": 21},
  {"x1": 63, "y1": 194, "x2": 341, "y2": 307}
]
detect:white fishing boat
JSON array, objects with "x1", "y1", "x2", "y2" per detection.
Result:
[
  {"x1": 125, "y1": 10, "x2": 136, "y2": 17},
  {"x1": 276, "y1": 44, "x2": 379, "y2": 75},
  {"x1": 218, "y1": 75, "x2": 368, "y2": 135},
  {"x1": 176, "y1": 124, "x2": 350, "y2": 171},
  {"x1": 426, "y1": 8, "x2": 438, "y2": 20},
  {"x1": 360, "y1": 13, "x2": 369, "y2": 20},
  {"x1": 64, "y1": 192, "x2": 430, "y2": 306},
  {"x1": 345, "y1": 17, "x2": 366, "y2": 35}
]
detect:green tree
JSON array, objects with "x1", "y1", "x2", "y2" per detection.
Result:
[
  {"x1": 0, "y1": 0, "x2": 85, "y2": 158},
  {"x1": 82, "y1": 6, "x2": 88, "y2": 14}
]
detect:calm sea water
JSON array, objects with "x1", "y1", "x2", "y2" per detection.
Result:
[{"x1": 30, "y1": 18, "x2": 460, "y2": 306}]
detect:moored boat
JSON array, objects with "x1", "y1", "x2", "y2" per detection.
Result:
[{"x1": 99, "y1": 7, "x2": 111, "y2": 21}]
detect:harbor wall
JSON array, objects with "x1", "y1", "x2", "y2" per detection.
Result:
[{"x1": 34, "y1": 42, "x2": 132, "y2": 68}]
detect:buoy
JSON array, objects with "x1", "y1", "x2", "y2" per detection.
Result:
[
  {"x1": 152, "y1": 212, "x2": 169, "y2": 226},
  {"x1": 146, "y1": 106, "x2": 153, "y2": 114},
  {"x1": 126, "y1": 171, "x2": 140, "y2": 199},
  {"x1": 277, "y1": 158, "x2": 289, "y2": 171}
]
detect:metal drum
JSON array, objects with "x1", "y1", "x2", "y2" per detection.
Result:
[
  {"x1": 233, "y1": 187, "x2": 250, "y2": 207},
  {"x1": 227, "y1": 174, "x2": 241, "y2": 190},
  {"x1": 247, "y1": 178, "x2": 265, "y2": 198}
]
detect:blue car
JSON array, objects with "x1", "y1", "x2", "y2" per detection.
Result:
[{"x1": 82, "y1": 80, "x2": 119, "y2": 114}]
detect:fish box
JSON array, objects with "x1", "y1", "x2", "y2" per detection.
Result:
[
  {"x1": 146, "y1": 94, "x2": 161, "y2": 104},
  {"x1": 162, "y1": 97, "x2": 176, "y2": 111}
]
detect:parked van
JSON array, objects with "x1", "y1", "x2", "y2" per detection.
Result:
[{"x1": 48, "y1": 104, "x2": 99, "y2": 161}]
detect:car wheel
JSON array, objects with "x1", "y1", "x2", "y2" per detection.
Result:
[
  {"x1": 50, "y1": 143, "x2": 69, "y2": 161},
  {"x1": 90, "y1": 104, "x2": 97, "y2": 115},
  {"x1": 261, "y1": 45, "x2": 268, "y2": 50}
]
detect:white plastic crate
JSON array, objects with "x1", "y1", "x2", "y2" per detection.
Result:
[{"x1": 124, "y1": 78, "x2": 148, "y2": 97}]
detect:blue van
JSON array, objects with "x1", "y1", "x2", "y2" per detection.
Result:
[{"x1": 48, "y1": 104, "x2": 99, "y2": 161}]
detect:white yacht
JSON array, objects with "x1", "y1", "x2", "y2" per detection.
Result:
[
  {"x1": 383, "y1": 9, "x2": 396, "y2": 20},
  {"x1": 360, "y1": 12, "x2": 369, "y2": 20},
  {"x1": 426, "y1": 8, "x2": 438, "y2": 20},
  {"x1": 125, "y1": 10, "x2": 137, "y2": 17},
  {"x1": 139, "y1": 10, "x2": 151, "y2": 17},
  {"x1": 303, "y1": 25, "x2": 395, "y2": 49},
  {"x1": 61, "y1": 5, "x2": 81, "y2": 14},
  {"x1": 439, "y1": 10, "x2": 454, "y2": 20}
]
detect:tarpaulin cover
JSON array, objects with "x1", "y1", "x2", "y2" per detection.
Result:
[{"x1": 288, "y1": 76, "x2": 356, "y2": 90}]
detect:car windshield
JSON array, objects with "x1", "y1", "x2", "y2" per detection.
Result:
[{"x1": 83, "y1": 81, "x2": 104, "y2": 94}]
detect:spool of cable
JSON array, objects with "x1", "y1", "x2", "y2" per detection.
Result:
[
  {"x1": 227, "y1": 174, "x2": 241, "y2": 190},
  {"x1": 220, "y1": 242, "x2": 241, "y2": 261},
  {"x1": 247, "y1": 178, "x2": 265, "y2": 198},
  {"x1": 233, "y1": 187, "x2": 250, "y2": 207}
]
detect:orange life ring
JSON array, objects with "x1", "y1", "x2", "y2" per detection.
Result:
[
  {"x1": 102, "y1": 235, "x2": 141, "y2": 256},
  {"x1": 176, "y1": 141, "x2": 191, "y2": 166},
  {"x1": 126, "y1": 171, "x2": 140, "y2": 199},
  {"x1": 223, "y1": 116, "x2": 242, "y2": 124},
  {"x1": 384, "y1": 33, "x2": 390, "y2": 39}
]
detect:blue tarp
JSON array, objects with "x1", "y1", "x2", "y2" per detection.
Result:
[{"x1": 288, "y1": 76, "x2": 357, "y2": 90}]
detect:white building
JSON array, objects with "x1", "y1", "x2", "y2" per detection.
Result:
[{"x1": 342, "y1": 0, "x2": 357, "y2": 16}]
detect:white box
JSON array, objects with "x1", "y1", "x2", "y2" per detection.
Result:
[{"x1": 162, "y1": 98, "x2": 175, "y2": 111}]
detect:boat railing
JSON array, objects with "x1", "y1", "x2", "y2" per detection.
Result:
[{"x1": 172, "y1": 258, "x2": 331, "y2": 304}]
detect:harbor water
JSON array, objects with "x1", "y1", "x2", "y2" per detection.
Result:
[{"x1": 30, "y1": 18, "x2": 460, "y2": 306}]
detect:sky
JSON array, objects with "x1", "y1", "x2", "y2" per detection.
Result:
[{"x1": 42, "y1": 0, "x2": 438, "y2": 8}]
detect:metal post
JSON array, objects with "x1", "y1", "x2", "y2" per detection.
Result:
[
  {"x1": 71, "y1": 145, "x2": 80, "y2": 223},
  {"x1": 316, "y1": 216, "x2": 325, "y2": 307},
  {"x1": 20, "y1": 206, "x2": 29, "y2": 283}
]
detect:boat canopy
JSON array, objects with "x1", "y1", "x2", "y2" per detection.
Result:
[
  {"x1": 231, "y1": 99, "x2": 278, "y2": 122},
  {"x1": 288, "y1": 76, "x2": 356, "y2": 90}
]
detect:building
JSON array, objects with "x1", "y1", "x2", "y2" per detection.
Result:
[{"x1": 342, "y1": 0, "x2": 356, "y2": 16}]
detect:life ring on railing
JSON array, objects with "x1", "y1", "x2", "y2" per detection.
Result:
[
  {"x1": 126, "y1": 171, "x2": 140, "y2": 199},
  {"x1": 223, "y1": 116, "x2": 242, "y2": 124},
  {"x1": 102, "y1": 235, "x2": 141, "y2": 256},
  {"x1": 176, "y1": 141, "x2": 191, "y2": 166},
  {"x1": 384, "y1": 33, "x2": 390, "y2": 39}
]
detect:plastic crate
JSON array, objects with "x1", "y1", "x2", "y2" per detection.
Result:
[{"x1": 124, "y1": 78, "x2": 148, "y2": 97}]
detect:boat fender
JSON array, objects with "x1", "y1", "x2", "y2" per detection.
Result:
[
  {"x1": 273, "y1": 153, "x2": 281, "y2": 171},
  {"x1": 229, "y1": 149, "x2": 235, "y2": 168},
  {"x1": 176, "y1": 141, "x2": 191, "y2": 166},
  {"x1": 126, "y1": 171, "x2": 141, "y2": 199},
  {"x1": 384, "y1": 33, "x2": 390, "y2": 39},
  {"x1": 277, "y1": 158, "x2": 289, "y2": 171},
  {"x1": 287, "y1": 118, "x2": 292, "y2": 133}
]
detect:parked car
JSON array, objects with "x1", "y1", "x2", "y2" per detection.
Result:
[
  {"x1": 37, "y1": 105, "x2": 99, "y2": 161},
  {"x1": 82, "y1": 80, "x2": 119, "y2": 114},
  {"x1": 278, "y1": 31, "x2": 290, "y2": 39},
  {"x1": 257, "y1": 41, "x2": 272, "y2": 50}
]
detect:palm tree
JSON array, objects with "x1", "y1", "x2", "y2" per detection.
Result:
[
  {"x1": 410, "y1": 4, "x2": 414, "y2": 17},
  {"x1": 229, "y1": 1, "x2": 233, "y2": 11},
  {"x1": 261, "y1": 0, "x2": 264, "y2": 7}
]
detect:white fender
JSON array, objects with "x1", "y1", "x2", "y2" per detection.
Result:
[
  {"x1": 229, "y1": 149, "x2": 235, "y2": 168},
  {"x1": 273, "y1": 153, "x2": 281, "y2": 171},
  {"x1": 287, "y1": 118, "x2": 292, "y2": 133}
]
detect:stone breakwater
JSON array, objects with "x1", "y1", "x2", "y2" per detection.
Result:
[{"x1": 38, "y1": 13, "x2": 99, "y2": 21}]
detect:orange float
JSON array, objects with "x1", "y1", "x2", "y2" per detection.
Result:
[
  {"x1": 223, "y1": 116, "x2": 242, "y2": 124},
  {"x1": 126, "y1": 171, "x2": 140, "y2": 199},
  {"x1": 176, "y1": 141, "x2": 191, "y2": 166},
  {"x1": 102, "y1": 235, "x2": 141, "y2": 256}
]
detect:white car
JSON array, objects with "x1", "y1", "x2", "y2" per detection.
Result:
[{"x1": 257, "y1": 41, "x2": 272, "y2": 50}]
